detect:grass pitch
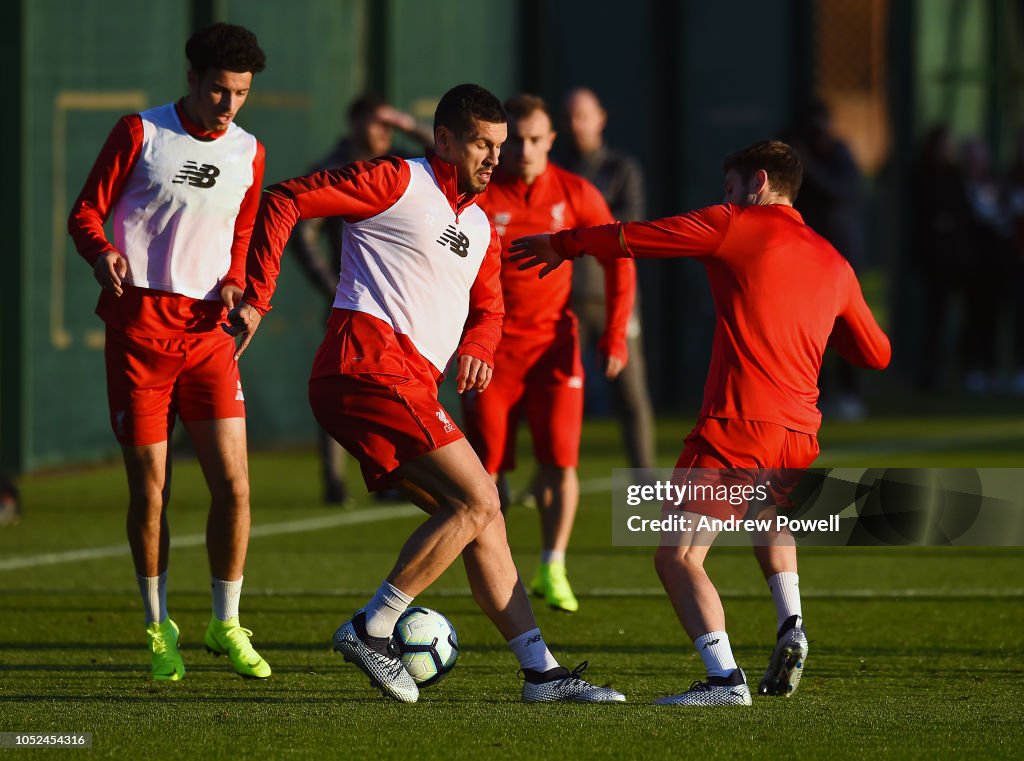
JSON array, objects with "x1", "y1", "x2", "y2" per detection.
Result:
[{"x1": 1, "y1": 401, "x2": 1022, "y2": 759}]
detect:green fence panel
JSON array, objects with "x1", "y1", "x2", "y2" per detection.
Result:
[{"x1": 24, "y1": 0, "x2": 190, "y2": 469}]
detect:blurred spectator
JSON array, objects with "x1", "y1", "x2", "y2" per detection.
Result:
[
  {"x1": 1003, "y1": 128, "x2": 1024, "y2": 394},
  {"x1": 558, "y1": 87, "x2": 656, "y2": 474},
  {"x1": 290, "y1": 95, "x2": 432, "y2": 504},
  {"x1": 789, "y1": 98, "x2": 866, "y2": 420},
  {"x1": 912, "y1": 125, "x2": 972, "y2": 392},
  {"x1": 959, "y1": 137, "x2": 1015, "y2": 394},
  {"x1": 0, "y1": 475, "x2": 20, "y2": 526}
]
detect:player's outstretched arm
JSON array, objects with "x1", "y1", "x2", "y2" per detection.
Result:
[
  {"x1": 508, "y1": 234, "x2": 564, "y2": 278},
  {"x1": 829, "y1": 263, "x2": 891, "y2": 370}
]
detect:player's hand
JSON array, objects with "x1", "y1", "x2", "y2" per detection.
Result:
[
  {"x1": 376, "y1": 104, "x2": 417, "y2": 132},
  {"x1": 93, "y1": 252, "x2": 128, "y2": 297},
  {"x1": 604, "y1": 354, "x2": 625, "y2": 379},
  {"x1": 220, "y1": 284, "x2": 243, "y2": 310},
  {"x1": 456, "y1": 354, "x2": 492, "y2": 393},
  {"x1": 508, "y1": 234, "x2": 563, "y2": 278},
  {"x1": 222, "y1": 301, "x2": 262, "y2": 360}
]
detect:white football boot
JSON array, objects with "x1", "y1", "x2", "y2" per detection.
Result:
[
  {"x1": 654, "y1": 668, "x2": 753, "y2": 706},
  {"x1": 758, "y1": 614, "x2": 808, "y2": 697},
  {"x1": 521, "y1": 661, "x2": 626, "y2": 703},
  {"x1": 333, "y1": 610, "x2": 419, "y2": 703}
]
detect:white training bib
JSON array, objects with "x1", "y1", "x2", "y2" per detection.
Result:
[
  {"x1": 334, "y1": 158, "x2": 493, "y2": 373},
  {"x1": 113, "y1": 103, "x2": 258, "y2": 300}
]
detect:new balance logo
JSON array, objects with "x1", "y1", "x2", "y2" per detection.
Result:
[
  {"x1": 701, "y1": 639, "x2": 720, "y2": 650},
  {"x1": 436, "y1": 225, "x2": 470, "y2": 257},
  {"x1": 172, "y1": 161, "x2": 220, "y2": 188},
  {"x1": 526, "y1": 635, "x2": 543, "y2": 645}
]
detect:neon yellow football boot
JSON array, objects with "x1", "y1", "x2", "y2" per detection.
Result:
[
  {"x1": 530, "y1": 562, "x2": 580, "y2": 613},
  {"x1": 204, "y1": 616, "x2": 272, "y2": 678},
  {"x1": 147, "y1": 618, "x2": 186, "y2": 681}
]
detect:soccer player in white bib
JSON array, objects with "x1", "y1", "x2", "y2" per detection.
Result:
[
  {"x1": 68, "y1": 23, "x2": 271, "y2": 681},
  {"x1": 226, "y1": 84, "x2": 625, "y2": 704}
]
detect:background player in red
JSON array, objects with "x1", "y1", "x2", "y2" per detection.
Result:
[
  {"x1": 225, "y1": 84, "x2": 625, "y2": 705},
  {"x1": 512, "y1": 140, "x2": 891, "y2": 705},
  {"x1": 466, "y1": 94, "x2": 635, "y2": 613},
  {"x1": 67, "y1": 23, "x2": 271, "y2": 681}
]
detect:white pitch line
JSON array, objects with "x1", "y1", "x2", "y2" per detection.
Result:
[
  {"x1": 240, "y1": 586, "x2": 1024, "y2": 600},
  {"x1": 0, "y1": 478, "x2": 619, "y2": 574},
  {"x1": 2, "y1": 457, "x2": 1017, "y2": 573},
  {"x1": 0, "y1": 505, "x2": 422, "y2": 573}
]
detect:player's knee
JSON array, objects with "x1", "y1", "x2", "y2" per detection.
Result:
[
  {"x1": 127, "y1": 486, "x2": 165, "y2": 518},
  {"x1": 654, "y1": 545, "x2": 704, "y2": 579},
  {"x1": 210, "y1": 476, "x2": 250, "y2": 510},
  {"x1": 461, "y1": 484, "x2": 501, "y2": 535}
]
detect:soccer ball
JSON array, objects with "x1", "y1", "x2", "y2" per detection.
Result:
[{"x1": 393, "y1": 607, "x2": 459, "y2": 687}]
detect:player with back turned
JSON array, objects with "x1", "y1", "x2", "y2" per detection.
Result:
[
  {"x1": 67, "y1": 23, "x2": 271, "y2": 681},
  {"x1": 512, "y1": 140, "x2": 891, "y2": 705},
  {"x1": 225, "y1": 84, "x2": 625, "y2": 705}
]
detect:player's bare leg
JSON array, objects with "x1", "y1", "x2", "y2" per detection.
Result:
[
  {"x1": 122, "y1": 442, "x2": 172, "y2": 579},
  {"x1": 332, "y1": 439, "x2": 498, "y2": 701},
  {"x1": 752, "y1": 525, "x2": 807, "y2": 697},
  {"x1": 653, "y1": 514, "x2": 751, "y2": 705},
  {"x1": 122, "y1": 441, "x2": 183, "y2": 680},
  {"x1": 400, "y1": 476, "x2": 533, "y2": 640},
  {"x1": 385, "y1": 439, "x2": 502, "y2": 596},
  {"x1": 530, "y1": 464, "x2": 580, "y2": 612},
  {"x1": 534, "y1": 464, "x2": 578, "y2": 555},
  {"x1": 184, "y1": 418, "x2": 250, "y2": 580},
  {"x1": 495, "y1": 471, "x2": 513, "y2": 512},
  {"x1": 392, "y1": 454, "x2": 624, "y2": 703},
  {"x1": 654, "y1": 516, "x2": 723, "y2": 638},
  {"x1": 184, "y1": 417, "x2": 270, "y2": 678}
]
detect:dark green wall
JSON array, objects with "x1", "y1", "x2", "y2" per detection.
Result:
[
  {"x1": 21, "y1": 1, "x2": 189, "y2": 469},
  {"x1": 8, "y1": 0, "x2": 1011, "y2": 471}
]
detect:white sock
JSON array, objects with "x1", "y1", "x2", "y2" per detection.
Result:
[
  {"x1": 211, "y1": 576, "x2": 243, "y2": 622},
  {"x1": 137, "y1": 571, "x2": 167, "y2": 626},
  {"x1": 364, "y1": 580, "x2": 414, "y2": 638},
  {"x1": 767, "y1": 572, "x2": 802, "y2": 631},
  {"x1": 540, "y1": 550, "x2": 566, "y2": 565},
  {"x1": 507, "y1": 627, "x2": 560, "y2": 672},
  {"x1": 694, "y1": 630, "x2": 737, "y2": 678}
]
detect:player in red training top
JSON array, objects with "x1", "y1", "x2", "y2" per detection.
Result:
[
  {"x1": 225, "y1": 84, "x2": 625, "y2": 705},
  {"x1": 512, "y1": 140, "x2": 891, "y2": 706},
  {"x1": 67, "y1": 23, "x2": 271, "y2": 681},
  {"x1": 466, "y1": 94, "x2": 635, "y2": 612}
]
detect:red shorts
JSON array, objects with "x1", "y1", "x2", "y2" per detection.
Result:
[
  {"x1": 672, "y1": 417, "x2": 819, "y2": 520},
  {"x1": 309, "y1": 372, "x2": 464, "y2": 491},
  {"x1": 462, "y1": 323, "x2": 583, "y2": 473},
  {"x1": 104, "y1": 327, "x2": 244, "y2": 446}
]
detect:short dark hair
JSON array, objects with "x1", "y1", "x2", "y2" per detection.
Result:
[
  {"x1": 186, "y1": 23, "x2": 266, "y2": 76},
  {"x1": 504, "y1": 93, "x2": 550, "y2": 122},
  {"x1": 434, "y1": 84, "x2": 505, "y2": 136},
  {"x1": 722, "y1": 140, "x2": 803, "y2": 201},
  {"x1": 348, "y1": 94, "x2": 387, "y2": 125}
]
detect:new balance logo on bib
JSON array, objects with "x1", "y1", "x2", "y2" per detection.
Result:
[
  {"x1": 437, "y1": 225, "x2": 470, "y2": 257},
  {"x1": 173, "y1": 161, "x2": 220, "y2": 188}
]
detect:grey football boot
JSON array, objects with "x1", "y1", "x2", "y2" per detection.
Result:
[
  {"x1": 758, "y1": 614, "x2": 808, "y2": 697},
  {"x1": 654, "y1": 668, "x2": 752, "y2": 706},
  {"x1": 333, "y1": 610, "x2": 419, "y2": 703},
  {"x1": 521, "y1": 661, "x2": 626, "y2": 703}
]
